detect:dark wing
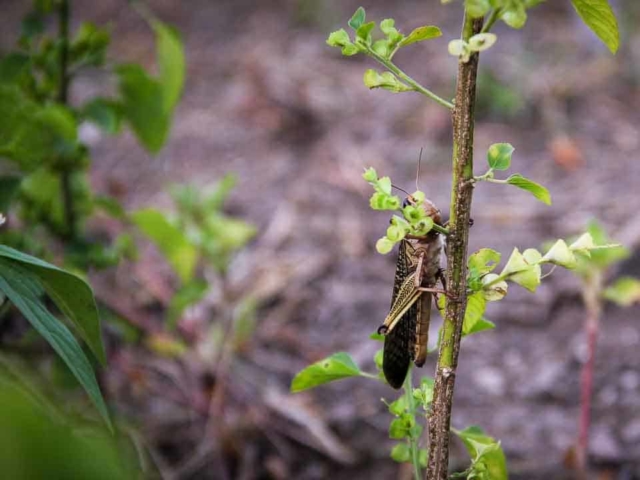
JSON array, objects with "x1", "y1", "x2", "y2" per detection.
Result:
[{"x1": 382, "y1": 240, "x2": 417, "y2": 389}]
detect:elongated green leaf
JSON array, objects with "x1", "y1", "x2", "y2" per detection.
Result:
[
  {"x1": 571, "y1": 0, "x2": 619, "y2": 54},
  {"x1": 399, "y1": 26, "x2": 442, "y2": 47},
  {"x1": 131, "y1": 209, "x2": 198, "y2": 284},
  {"x1": 453, "y1": 426, "x2": 507, "y2": 480},
  {"x1": 0, "y1": 260, "x2": 111, "y2": 430},
  {"x1": 487, "y1": 143, "x2": 514, "y2": 170},
  {"x1": 506, "y1": 174, "x2": 551, "y2": 205},
  {"x1": 468, "y1": 248, "x2": 501, "y2": 276},
  {"x1": 0, "y1": 245, "x2": 105, "y2": 365},
  {"x1": 152, "y1": 21, "x2": 185, "y2": 113},
  {"x1": 291, "y1": 352, "x2": 362, "y2": 392},
  {"x1": 117, "y1": 65, "x2": 169, "y2": 154}
]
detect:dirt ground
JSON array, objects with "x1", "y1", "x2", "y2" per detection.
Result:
[{"x1": 2, "y1": 0, "x2": 640, "y2": 479}]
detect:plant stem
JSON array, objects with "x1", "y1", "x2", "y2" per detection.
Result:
[
  {"x1": 576, "y1": 270, "x2": 602, "y2": 472},
  {"x1": 427, "y1": 14, "x2": 483, "y2": 480},
  {"x1": 481, "y1": 9, "x2": 501, "y2": 34},
  {"x1": 366, "y1": 48, "x2": 455, "y2": 110},
  {"x1": 403, "y1": 369, "x2": 422, "y2": 480},
  {"x1": 57, "y1": 0, "x2": 77, "y2": 241}
]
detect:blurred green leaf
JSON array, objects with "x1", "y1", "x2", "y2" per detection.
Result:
[
  {"x1": 501, "y1": 4, "x2": 527, "y2": 29},
  {"x1": 152, "y1": 21, "x2": 185, "y2": 113},
  {"x1": 389, "y1": 418, "x2": 410, "y2": 439},
  {"x1": 0, "y1": 257, "x2": 111, "y2": 430},
  {"x1": 0, "y1": 245, "x2": 106, "y2": 365},
  {"x1": 487, "y1": 143, "x2": 514, "y2": 170},
  {"x1": 70, "y1": 22, "x2": 110, "y2": 67},
  {"x1": 291, "y1": 352, "x2": 362, "y2": 392},
  {"x1": 0, "y1": 175, "x2": 22, "y2": 213},
  {"x1": 167, "y1": 279, "x2": 208, "y2": 330},
  {"x1": 81, "y1": 98, "x2": 123, "y2": 134},
  {"x1": 117, "y1": 65, "x2": 169, "y2": 154},
  {"x1": 603, "y1": 277, "x2": 640, "y2": 307},
  {"x1": 506, "y1": 174, "x2": 551, "y2": 205},
  {"x1": 0, "y1": 53, "x2": 30, "y2": 84},
  {"x1": 465, "y1": 0, "x2": 491, "y2": 17},
  {"x1": 131, "y1": 209, "x2": 198, "y2": 283},
  {"x1": 390, "y1": 442, "x2": 411, "y2": 463},
  {"x1": 571, "y1": 0, "x2": 619, "y2": 54}
]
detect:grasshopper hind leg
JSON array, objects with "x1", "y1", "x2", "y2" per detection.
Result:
[{"x1": 382, "y1": 303, "x2": 417, "y2": 389}]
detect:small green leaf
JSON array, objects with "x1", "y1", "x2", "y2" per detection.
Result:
[
  {"x1": 131, "y1": 209, "x2": 198, "y2": 283},
  {"x1": 463, "y1": 292, "x2": 487, "y2": 336},
  {"x1": 327, "y1": 29, "x2": 351, "y2": 47},
  {"x1": 81, "y1": 98, "x2": 123, "y2": 134},
  {"x1": 506, "y1": 174, "x2": 551, "y2": 205},
  {"x1": 468, "y1": 248, "x2": 501, "y2": 275},
  {"x1": 167, "y1": 280, "x2": 209, "y2": 330},
  {"x1": 374, "y1": 348, "x2": 384, "y2": 370},
  {"x1": 411, "y1": 191, "x2": 425, "y2": 204},
  {"x1": 399, "y1": 26, "x2": 442, "y2": 47},
  {"x1": 571, "y1": 0, "x2": 619, "y2": 54},
  {"x1": 372, "y1": 39, "x2": 390, "y2": 57},
  {"x1": 388, "y1": 396, "x2": 408, "y2": 416},
  {"x1": 376, "y1": 237, "x2": 395, "y2": 255},
  {"x1": 290, "y1": 352, "x2": 362, "y2": 392},
  {"x1": 386, "y1": 225, "x2": 406, "y2": 242},
  {"x1": 541, "y1": 239, "x2": 577, "y2": 269},
  {"x1": 362, "y1": 166, "x2": 378, "y2": 183},
  {"x1": 363, "y1": 69, "x2": 412, "y2": 93},
  {"x1": 465, "y1": 317, "x2": 496, "y2": 335},
  {"x1": 487, "y1": 143, "x2": 514, "y2": 170},
  {"x1": 604, "y1": 277, "x2": 640, "y2": 307},
  {"x1": 465, "y1": 0, "x2": 491, "y2": 17},
  {"x1": 377, "y1": 176, "x2": 392, "y2": 195},
  {"x1": 448, "y1": 39, "x2": 471, "y2": 62},
  {"x1": 403, "y1": 204, "x2": 426, "y2": 223},
  {"x1": 468, "y1": 33, "x2": 497, "y2": 52},
  {"x1": 356, "y1": 21, "x2": 376, "y2": 41},
  {"x1": 348, "y1": 7, "x2": 366, "y2": 30},
  {"x1": 481, "y1": 274, "x2": 508, "y2": 302},
  {"x1": 389, "y1": 418, "x2": 410, "y2": 439},
  {"x1": 0, "y1": 259, "x2": 111, "y2": 430},
  {"x1": 0, "y1": 246, "x2": 106, "y2": 365},
  {"x1": 380, "y1": 19, "x2": 396, "y2": 35},
  {"x1": 501, "y1": 5, "x2": 527, "y2": 29},
  {"x1": 390, "y1": 442, "x2": 411, "y2": 463}
]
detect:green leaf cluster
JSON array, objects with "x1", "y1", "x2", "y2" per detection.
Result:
[
  {"x1": 452, "y1": 426, "x2": 507, "y2": 480},
  {"x1": 363, "y1": 167, "x2": 441, "y2": 255}
]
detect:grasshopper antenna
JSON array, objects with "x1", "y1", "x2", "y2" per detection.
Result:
[
  {"x1": 416, "y1": 147, "x2": 423, "y2": 192},
  {"x1": 392, "y1": 184, "x2": 411, "y2": 196}
]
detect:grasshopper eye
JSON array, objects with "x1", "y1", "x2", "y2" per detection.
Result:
[{"x1": 402, "y1": 197, "x2": 412, "y2": 208}]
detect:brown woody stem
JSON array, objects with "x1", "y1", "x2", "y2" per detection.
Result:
[{"x1": 426, "y1": 14, "x2": 483, "y2": 480}]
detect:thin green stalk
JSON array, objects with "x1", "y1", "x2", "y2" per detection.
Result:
[
  {"x1": 481, "y1": 9, "x2": 502, "y2": 33},
  {"x1": 403, "y1": 369, "x2": 422, "y2": 480},
  {"x1": 427, "y1": 13, "x2": 484, "y2": 480},
  {"x1": 366, "y1": 47, "x2": 455, "y2": 110}
]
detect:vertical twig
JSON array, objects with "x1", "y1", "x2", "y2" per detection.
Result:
[
  {"x1": 576, "y1": 271, "x2": 602, "y2": 472},
  {"x1": 426, "y1": 14, "x2": 483, "y2": 480},
  {"x1": 403, "y1": 369, "x2": 422, "y2": 480},
  {"x1": 57, "y1": 0, "x2": 77, "y2": 241}
]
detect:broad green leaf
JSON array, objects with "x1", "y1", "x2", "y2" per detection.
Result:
[
  {"x1": 571, "y1": 0, "x2": 619, "y2": 54},
  {"x1": 348, "y1": 7, "x2": 366, "y2": 30},
  {"x1": 453, "y1": 426, "x2": 507, "y2": 480},
  {"x1": 117, "y1": 65, "x2": 169, "y2": 154},
  {"x1": 510, "y1": 264, "x2": 541, "y2": 291},
  {"x1": 81, "y1": 98, "x2": 123, "y2": 134},
  {"x1": 363, "y1": 69, "x2": 412, "y2": 93},
  {"x1": 487, "y1": 143, "x2": 514, "y2": 170},
  {"x1": 0, "y1": 175, "x2": 22, "y2": 212},
  {"x1": 131, "y1": 209, "x2": 198, "y2": 283},
  {"x1": 603, "y1": 277, "x2": 640, "y2": 307},
  {"x1": 0, "y1": 245, "x2": 106, "y2": 365},
  {"x1": 290, "y1": 352, "x2": 362, "y2": 392},
  {"x1": 388, "y1": 395, "x2": 408, "y2": 416},
  {"x1": 390, "y1": 442, "x2": 411, "y2": 463},
  {"x1": 376, "y1": 237, "x2": 395, "y2": 254},
  {"x1": 372, "y1": 39, "x2": 389, "y2": 57},
  {"x1": 399, "y1": 26, "x2": 442, "y2": 47},
  {"x1": 465, "y1": 317, "x2": 496, "y2": 335},
  {"x1": 462, "y1": 292, "x2": 487, "y2": 336},
  {"x1": 327, "y1": 29, "x2": 351, "y2": 48},
  {"x1": 506, "y1": 174, "x2": 551, "y2": 205},
  {"x1": 152, "y1": 21, "x2": 185, "y2": 113},
  {"x1": 0, "y1": 260, "x2": 111, "y2": 430},
  {"x1": 468, "y1": 248, "x2": 501, "y2": 275}
]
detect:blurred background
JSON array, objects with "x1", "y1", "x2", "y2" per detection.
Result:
[{"x1": 1, "y1": 0, "x2": 640, "y2": 479}]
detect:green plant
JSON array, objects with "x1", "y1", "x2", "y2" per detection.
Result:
[
  {"x1": 0, "y1": 0, "x2": 184, "y2": 268},
  {"x1": 293, "y1": 2, "x2": 620, "y2": 478},
  {"x1": 569, "y1": 221, "x2": 640, "y2": 472}
]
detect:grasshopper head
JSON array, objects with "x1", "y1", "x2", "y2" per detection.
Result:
[{"x1": 404, "y1": 196, "x2": 442, "y2": 225}]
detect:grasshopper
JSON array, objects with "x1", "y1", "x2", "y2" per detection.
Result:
[{"x1": 377, "y1": 195, "x2": 445, "y2": 389}]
